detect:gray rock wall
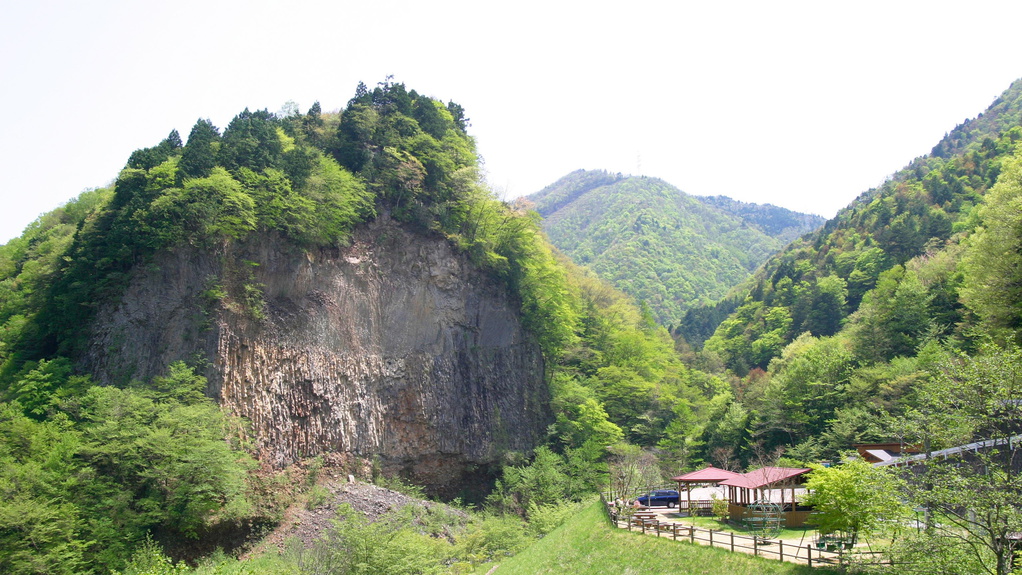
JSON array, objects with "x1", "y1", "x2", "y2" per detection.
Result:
[{"x1": 83, "y1": 217, "x2": 548, "y2": 494}]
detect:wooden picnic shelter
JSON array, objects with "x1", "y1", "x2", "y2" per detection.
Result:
[
  {"x1": 719, "y1": 466, "x2": 812, "y2": 527},
  {"x1": 671, "y1": 465, "x2": 741, "y2": 515}
]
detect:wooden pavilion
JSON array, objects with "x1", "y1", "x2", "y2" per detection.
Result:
[
  {"x1": 671, "y1": 466, "x2": 741, "y2": 515},
  {"x1": 719, "y1": 466, "x2": 812, "y2": 527}
]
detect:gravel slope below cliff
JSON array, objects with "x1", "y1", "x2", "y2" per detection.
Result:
[{"x1": 250, "y1": 479, "x2": 469, "y2": 555}]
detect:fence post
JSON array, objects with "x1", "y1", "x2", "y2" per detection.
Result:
[
  {"x1": 779, "y1": 540, "x2": 783, "y2": 562},
  {"x1": 730, "y1": 531, "x2": 734, "y2": 552},
  {"x1": 754, "y1": 537, "x2": 759, "y2": 557},
  {"x1": 709, "y1": 529, "x2": 713, "y2": 548},
  {"x1": 690, "y1": 526, "x2": 695, "y2": 544},
  {"x1": 673, "y1": 524, "x2": 677, "y2": 540},
  {"x1": 807, "y1": 544, "x2": 812, "y2": 567}
]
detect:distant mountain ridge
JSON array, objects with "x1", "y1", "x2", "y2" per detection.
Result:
[
  {"x1": 525, "y1": 171, "x2": 825, "y2": 325},
  {"x1": 697, "y1": 195, "x2": 827, "y2": 244}
]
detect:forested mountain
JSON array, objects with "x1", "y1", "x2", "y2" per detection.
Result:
[
  {"x1": 668, "y1": 78, "x2": 1022, "y2": 462},
  {"x1": 657, "y1": 80, "x2": 1022, "y2": 573},
  {"x1": 682, "y1": 78, "x2": 1022, "y2": 374},
  {"x1": 526, "y1": 171, "x2": 824, "y2": 326},
  {"x1": 697, "y1": 195, "x2": 826, "y2": 244}
]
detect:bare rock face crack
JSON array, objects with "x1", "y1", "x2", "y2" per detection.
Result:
[{"x1": 82, "y1": 218, "x2": 548, "y2": 496}]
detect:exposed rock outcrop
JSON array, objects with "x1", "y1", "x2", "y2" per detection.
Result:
[
  {"x1": 83, "y1": 217, "x2": 548, "y2": 496},
  {"x1": 252, "y1": 480, "x2": 468, "y2": 555}
]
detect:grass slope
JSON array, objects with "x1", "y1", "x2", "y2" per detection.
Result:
[{"x1": 494, "y1": 500, "x2": 837, "y2": 575}]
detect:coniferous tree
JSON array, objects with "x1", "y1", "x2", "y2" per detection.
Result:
[
  {"x1": 178, "y1": 119, "x2": 221, "y2": 181},
  {"x1": 219, "y1": 109, "x2": 283, "y2": 173}
]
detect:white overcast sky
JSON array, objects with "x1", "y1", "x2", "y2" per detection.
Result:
[{"x1": 2, "y1": 0, "x2": 1021, "y2": 244}]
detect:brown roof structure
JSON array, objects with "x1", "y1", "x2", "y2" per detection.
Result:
[
  {"x1": 718, "y1": 466, "x2": 812, "y2": 508},
  {"x1": 671, "y1": 466, "x2": 743, "y2": 513},
  {"x1": 671, "y1": 466, "x2": 741, "y2": 484},
  {"x1": 719, "y1": 466, "x2": 810, "y2": 490},
  {"x1": 668, "y1": 465, "x2": 813, "y2": 518}
]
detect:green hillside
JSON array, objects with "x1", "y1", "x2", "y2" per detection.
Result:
[
  {"x1": 527, "y1": 171, "x2": 823, "y2": 326},
  {"x1": 667, "y1": 78, "x2": 1022, "y2": 448},
  {"x1": 680, "y1": 78, "x2": 1022, "y2": 369},
  {"x1": 698, "y1": 195, "x2": 826, "y2": 245},
  {"x1": 494, "y1": 499, "x2": 834, "y2": 575},
  {"x1": 663, "y1": 79, "x2": 1022, "y2": 574}
]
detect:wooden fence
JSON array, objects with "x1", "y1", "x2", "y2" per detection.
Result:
[
  {"x1": 602, "y1": 494, "x2": 887, "y2": 568},
  {"x1": 678, "y1": 499, "x2": 715, "y2": 515},
  {"x1": 728, "y1": 502, "x2": 814, "y2": 529},
  {"x1": 627, "y1": 519, "x2": 851, "y2": 566}
]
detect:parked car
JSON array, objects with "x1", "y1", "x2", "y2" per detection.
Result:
[{"x1": 636, "y1": 489, "x2": 680, "y2": 507}]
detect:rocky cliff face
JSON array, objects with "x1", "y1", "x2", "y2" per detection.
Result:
[{"x1": 82, "y1": 217, "x2": 548, "y2": 495}]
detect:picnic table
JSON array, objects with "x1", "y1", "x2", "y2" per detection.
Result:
[{"x1": 631, "y1": 510, "x2": 659, "y2": 527}]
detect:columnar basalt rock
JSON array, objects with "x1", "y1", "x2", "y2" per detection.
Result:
[{"x1": 83, "y1": 217, "x2": 548, "y2": 495}]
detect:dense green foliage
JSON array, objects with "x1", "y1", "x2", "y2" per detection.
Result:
[
  {"x1": 801, "y1": 459, "x2": 906, "y2": 543},
  {"x1": 108, "y1": 497, "x2": 589, "y2": 575},
  {"x1": 548, "y1": 257, "x2": 736, "y2": 473},
  {"x1": 690, "y1": 82, "x2": 1022, "y2": 373},
  {"x1": 664, "y1": 79, "x2": 1022, "y2": 471},
  {"x1": 527, "y1": 170, "x2": 823, "y2": 326},
  {"x1": 699, "y1": 195, "x2": 826, "y2": 244},
  {"x1": 959, "y1": 144, "x2": 1022, "y2": 341},
  {"x1": 0, "y1": 363, "x2": 254, "y2": 574}
]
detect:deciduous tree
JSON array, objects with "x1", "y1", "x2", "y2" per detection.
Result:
[{"x1": 802, "y1": 458, "x2": 905, "y2": 543}]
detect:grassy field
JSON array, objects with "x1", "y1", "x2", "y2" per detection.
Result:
[{"x1": 492, "y1": 500, "x2": 840, "y2": 575}]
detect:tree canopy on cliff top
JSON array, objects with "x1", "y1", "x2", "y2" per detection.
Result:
[{"x1": 0, "y1": 78, "x2": 578, "y2": 378}]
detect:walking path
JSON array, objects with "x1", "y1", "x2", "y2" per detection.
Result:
[{"x1": 609, "y1": 504, "x2": 859, "y2": 568}]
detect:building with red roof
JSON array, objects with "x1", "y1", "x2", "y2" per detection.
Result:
[
  {"x1": 670, "y1": 466, "x2": 741, "y2": 514},
  {"x1": 718, "y1": 466, "x2": 812, "y2": 527}
]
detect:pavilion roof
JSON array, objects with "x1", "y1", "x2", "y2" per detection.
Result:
[
  {"x1": 671, "y1": 465, "x2": 742, "y2": 483},
  {"x1": 718, "y1": 466, "x2": 811, "y2": 490}
]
